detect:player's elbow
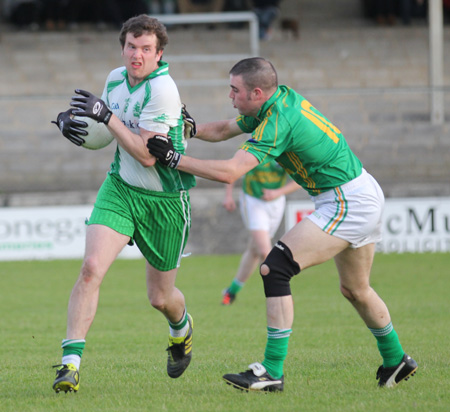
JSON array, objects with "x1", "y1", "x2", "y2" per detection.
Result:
[
  {"x1": 221, "y1": 176, "x2": 234, "y2": 184},
  {"x1": 220, "y1": 171, "x2": 240, "y2": 185},
  {"x1": 141, "y1": 155, "x2": 157, "y2": 168}
]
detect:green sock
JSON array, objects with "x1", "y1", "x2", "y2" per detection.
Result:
[
  {"x1": 262, "y1": 327, "x2": 292, "y2": 379},
  {"x1": 369, "y1": 322, "x2": 404, "y2": 367},
  {"x1": 168, "y1": 310, "x2": 188, "y2": 330},
  {"x1": 61, "y1": 339, "x2": 85, "y2": 357},
  {"x1": 228, "y1": 279, "x2": 244, "y2": 295}
]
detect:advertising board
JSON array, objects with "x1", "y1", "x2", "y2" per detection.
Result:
[{"x1": 0, "y1": 205, "x2": 142, "y2": 261}]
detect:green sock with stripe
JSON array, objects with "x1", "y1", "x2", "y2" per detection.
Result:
[
  {"x1": 228, "y1": 279, "x2": 244, "y2": 295},
  {"x1": 62, "y1": 339, "x2": 85, "y2": 357},
  {"x1": 369, "y1": 322, "x2": 404, "y2": 367},
  {"x1": 262, "y1": 327, "x2": 292, "y2": 379}
]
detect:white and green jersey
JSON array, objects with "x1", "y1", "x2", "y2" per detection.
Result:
[{"x1": 101, "y1": 61, "x2": 196, "y2": 193}]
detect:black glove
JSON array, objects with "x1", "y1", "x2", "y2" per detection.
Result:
[
  {"x1": 146, "y1": 135, "x2": 182, "y2": 169},
  {"x1": 70, "y1": 89, "x2": 112, "y2": 125},
  {"x1": 51, "y1": 108, "x2": 88, "y2": 146},
  {"x1": 182, "y1": 104, "x2": 196, "y2": 139}
]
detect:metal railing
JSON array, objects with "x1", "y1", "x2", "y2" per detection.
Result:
[{"x1": 150, "y1": 12, "x2": 259, "y2": 62}]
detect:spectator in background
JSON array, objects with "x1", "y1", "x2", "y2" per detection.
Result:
[{"x1": 252, "y1": 0, "x2": 280, "y2": 40}]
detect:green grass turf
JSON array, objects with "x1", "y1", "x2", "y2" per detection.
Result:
[{"x1": 0, "y1": 253, "x2": 449, "y2": 411}]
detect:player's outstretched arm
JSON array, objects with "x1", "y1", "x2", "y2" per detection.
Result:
[
  {"x1": 147, "y1": 135, "x2": 258, "y2": 182},
  {"x1": 181, "y1": 104, "x2": 241, "y2": 142},
  {"x1": 194, "y1": 118, "x2": 242, "y2": 142},
  {"x1": 177, "y1": 149, "x2": 258, "y2": 184}
]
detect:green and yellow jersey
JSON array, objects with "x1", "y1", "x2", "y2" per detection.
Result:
[
  {"x1": 238, "y1": 85, "x2": 362, "y2": 196},
  {"x1": 242, "y1": 161, "x2": 287, "y2": 199}
]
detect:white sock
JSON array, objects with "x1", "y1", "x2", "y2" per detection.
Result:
[
  {"x1": 62, "y1": 354, "x2": 81, "y2": 370},
  {"x1": 169, "y1": 310, "x2": 189, "y2": 338},
  {"x1": 170, "y1": 323, "x2": 189, "y2": 338}
]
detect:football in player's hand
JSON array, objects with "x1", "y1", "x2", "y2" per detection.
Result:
[{"x1": 75, "y1": 116, "x2": 114, "y2": 150}]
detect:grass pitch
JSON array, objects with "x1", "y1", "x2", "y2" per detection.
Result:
[{"x1": 1, "y1": 253, "x2": 449, "y2": 411}]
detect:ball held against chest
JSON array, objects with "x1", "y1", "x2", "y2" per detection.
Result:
[{"x1": 72, "y1": 115, "x2": 114, "y2": 150}]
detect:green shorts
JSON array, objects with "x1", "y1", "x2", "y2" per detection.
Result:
[{"x1": 88, "y1": 173, "x2": 191, "y2": 271}]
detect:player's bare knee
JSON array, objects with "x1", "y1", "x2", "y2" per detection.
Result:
[
  {"x1": 260, "y1": 263, "x2": 270, "y2": 276},
  {"x1": 148, "y1": 295, "x2": 167, "y2": 312},
  {"x1": 356, "y1": 288, "x2": 374, "y2": 304},
  {"x1": 340, "y1": 284, "x2": 356, "y2": 301},
  {"x1": 340, "y1": 284, "x2": 369, "y2": 303},
  {"x1": 150, "y1": 301, "x2": 166, "y2": 312},
  {"x1": 260, "y1": 241, "x2": 301, "y2": 297},
  {"x1": 79, "y1": 257, "x2": 102, "y2": 284}
]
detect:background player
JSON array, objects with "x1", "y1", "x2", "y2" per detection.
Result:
[
  {"x1": 221, "y1": 161, "x2": 299, "y2": 305},
  {"x1": 147, "y1": 57, "x2": 418, "y2": 392}
]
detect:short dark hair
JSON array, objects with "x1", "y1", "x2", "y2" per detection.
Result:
[
  {"x1": 229, "y1": 58, "x2": 278, "y2": 92},
  {"x1": 119, "y1": 14, "x2": 168, "y2": 52}
]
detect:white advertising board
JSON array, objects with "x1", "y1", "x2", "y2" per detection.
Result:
[
  {"x1": 285, "y1": 197, "x2": 450, "y2": 253},
  {"x1": 0, "y1": 205, "x2": 142, "y2": 261}
]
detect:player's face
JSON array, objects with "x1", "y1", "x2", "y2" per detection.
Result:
[
  {"x1": 122, "y1": 32, "x2": 163, "y2": 87},
  {"x1": 229, "y1": 74, "x2": 260, "y2": 117}
]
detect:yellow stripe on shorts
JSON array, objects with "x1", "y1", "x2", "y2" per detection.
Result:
[{"x1": 324, "y1": 187, "x2": 348, "y2": 235}]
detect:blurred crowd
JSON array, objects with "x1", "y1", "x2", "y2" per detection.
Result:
[
  {"x1": 2, "y1": 0, "x2": 144, "y2": 30},
  {"x1": 3, "y1": 0, "x2": 448, "y2": 39},
  {"x1": 1, "y1": 0, "x2": 282, "y2": 40},
  {"x1": 362, "y1": 0, "x2": 450, "y2": 26}
]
